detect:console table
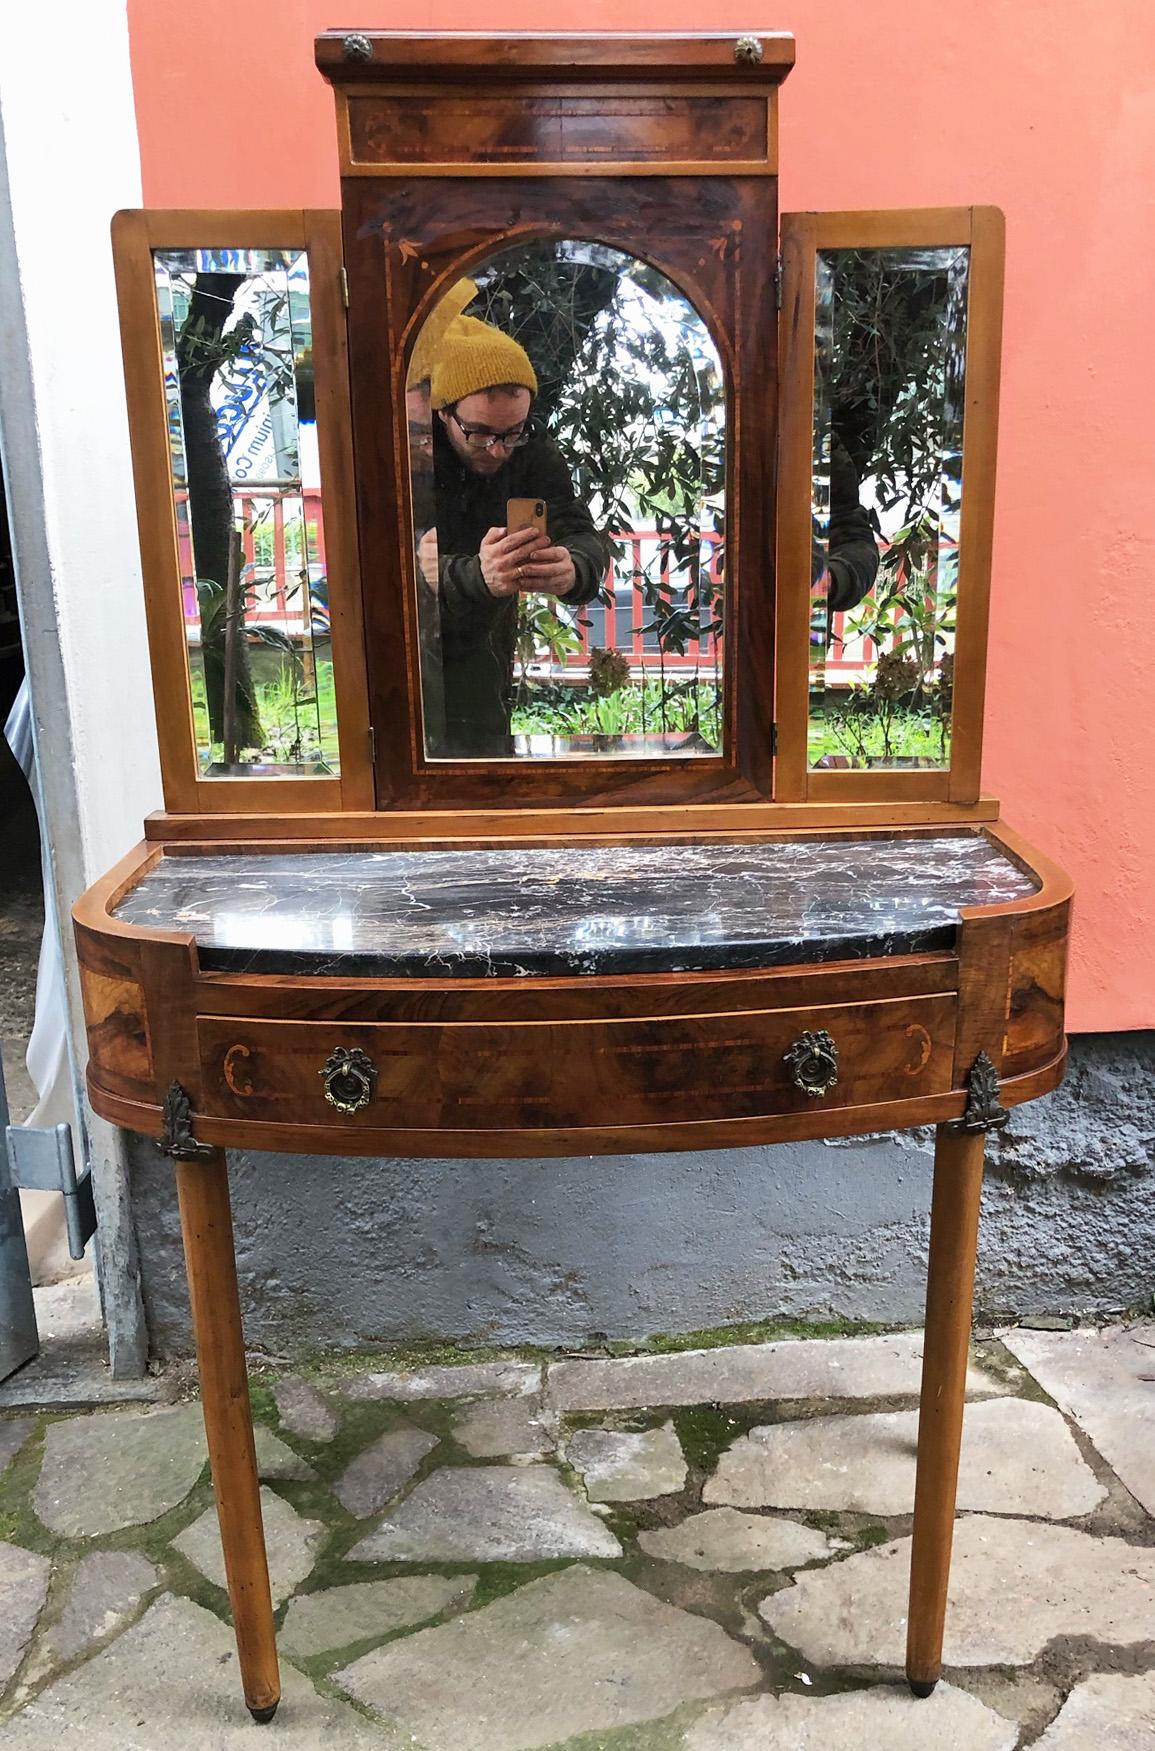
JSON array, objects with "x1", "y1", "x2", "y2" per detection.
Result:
[{"x1": 74, "y1": 28, "x2": 1070, "y2": 1723}]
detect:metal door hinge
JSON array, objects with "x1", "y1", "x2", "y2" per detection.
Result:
[
  {"x1": 4, "y1": 1123, "x2": 96, "y2": 1259},
  {"x1": 770, "y1": 721, "x2": 779, "y2": 755},
  {"x1": 773, "y1": 260, "x2": 783, "y2": 309},
  {"x1": 368, "y1": 725, "x2": 377, "y2": 767},
  {"x1": 339, "y1": 265, "x2": 350, "y2": 309}
]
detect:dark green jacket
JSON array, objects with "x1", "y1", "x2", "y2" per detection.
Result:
[
  {"x1": 817, "y1": 441, "x2": 880, "y2": 615},
  {"x1": 430, "y1": 424, "x2": 610, "y2": 756}
]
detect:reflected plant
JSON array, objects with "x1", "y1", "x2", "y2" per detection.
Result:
[
  {"x1": 513, "y1": 597, "x2": 583, "y2": 706},
  {"x1": 170, "y1": 261, "x2": 306, "y2": 751},
  {"x1": 247, "y1": 662, "x2": 323, "y2": 768},
  {"x1": 813, "y1": 247, "x2": 967, "y2": 765},
  {"x1": 827, "y1": 249, "x2": 967, "y2": 559},
  {"x1": 588, "y1": 646, "x2": 631, "y2": 697},
  {"x1": 512, "y1": 678, "x2": 721, "y2": 745},
  {"x1": 821, "y1": 653, "x2": 942, "y2": 766}
]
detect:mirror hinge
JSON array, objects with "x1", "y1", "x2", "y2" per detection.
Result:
[
  {"x1": 339, "y1": 265, "x2": 350, "y2": 309},
  {"x1": 773, "y1": 261, "x2": 783, "y2": 310},
  {"x1": 770, "y1": 721, "x2": 779, "y2": 755}
]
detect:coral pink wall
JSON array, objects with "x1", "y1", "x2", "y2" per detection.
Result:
[{"x1": 126, "y1": 0, "x2": 1155, "y2": 1032}]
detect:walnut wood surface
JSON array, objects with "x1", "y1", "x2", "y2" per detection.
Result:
[
  {"x1": 175, "y1": 1149, "x2": 279, "y2": 1718},
  {"x1": 906, "y1": 1123, "x2": 986, "y2": 1692},
  {"x1": 315, "y1": 31, "x2": 797, "y2": 87},
  {"x1": 191, "y1": 955, "x2": 959, "y2": 1025},
  {"x1": 86, "y1": 1050, "x2": 1067, "y2": 1160},
  {"x1": 344, "y1": 88, "x2": 773, "y2": 174},
  {"x1": 78, "y1": 967, "x2": 152, "y2": 1098},
  {"x1": 197, "y1": 992, "x2": 957, "y2": 1132},
  {"x1": 141, "y1": 798, "x2": 1004, "y2": 843}
]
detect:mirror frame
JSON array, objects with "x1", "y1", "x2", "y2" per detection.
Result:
[
  {"x1": 111, "y1": 208, "x2": 373, "y2": 815},
  {"x1": 343, "y1": 176, "x2": 778, "y2": 811},
  {"x1": 775, "y1": 206, "x2": 1005, "y2": 805}
]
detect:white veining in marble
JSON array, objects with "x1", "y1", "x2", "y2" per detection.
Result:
[{"x1": 114, "y1": 832, "x2": 1037, "y2": 979}]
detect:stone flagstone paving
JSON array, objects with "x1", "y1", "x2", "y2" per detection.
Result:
[
  {"x1": 0, "y1": 1322, "x2": 1152, "y2": 1747},
  {"x1": 705, "y1": 1396, "x2": 1106, "y2": 1517}
]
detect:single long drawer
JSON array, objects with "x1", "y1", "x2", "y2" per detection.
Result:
[{"x1": 197, "y1": 994, "x2": 957, "y2": 1132}]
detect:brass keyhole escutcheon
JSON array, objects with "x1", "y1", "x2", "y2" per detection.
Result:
[
  {"x1": 784, "y1": 1028, "x2": 839, "y2": 1097},
  {"x1": 320, "y1": 1046, "x2": 377, "y2": 1114}
]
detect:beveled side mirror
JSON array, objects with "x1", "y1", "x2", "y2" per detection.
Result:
[
  {"x1": 809, "y1": 243, "x2": 968, "y2": 773},
  {"x1": 112, "y1": 211, "x2": 372, "y2": 815},
  {"x1": 776, "y1": 208, "x2": 1005, "y2": 805},
  {"x1": 152, "y1": 243, "x2": 335, "y2": 777}
]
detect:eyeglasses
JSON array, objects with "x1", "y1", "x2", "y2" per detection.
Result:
[{"x1": 448, "y1": 410, "x2": 533, "y2": 452}]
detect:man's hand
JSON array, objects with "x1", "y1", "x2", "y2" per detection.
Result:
[
  {"x1": 416, "y1": 530, "x2": 440, "y2": 590},
  {"x1": 478, "y1": 525, "x2": 548, "y2": 598},
  {"x1": 518, "y1": 545, "x2": 577, "y2": 598}
]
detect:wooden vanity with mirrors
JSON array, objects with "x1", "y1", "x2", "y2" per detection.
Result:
[{"x1": 73, "y1": 27, "x2": 1070, "y2": 1723}]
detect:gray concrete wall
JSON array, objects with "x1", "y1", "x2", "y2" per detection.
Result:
[{"x1": 128, "y1": 1031, "x2": 1155, "y2": 1361}]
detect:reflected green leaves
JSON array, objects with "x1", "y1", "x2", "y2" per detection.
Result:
[
  {"x1": 809, "y1": 245, "x2": 969, "y2": 771},
  {"x1": 154, "y1": 246, "x2": 338, "y2": 778}
]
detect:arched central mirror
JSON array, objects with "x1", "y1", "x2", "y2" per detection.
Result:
[{"x1": 406, "y1": 240, "x2": 727, "y2": 762}]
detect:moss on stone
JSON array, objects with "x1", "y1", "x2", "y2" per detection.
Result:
[
  {"x1": 295, "y1": 1338, "x2": 537, "y2": 1379},
  {"x1": 638, "y1": 1316, "x2": 893, "y2": 1355},
  {"x1": 158, "y1": 1542, "x2": 234, "y2": 1621},
  {"x1": 250, "y1": 1314, "x2": 895, "y2": 1382},
  {"x1": 467, "y1": 1559, "x2": 575, "y2": 1610},
  {"x1": 247, "y1": 1380, "x2": 280, "y2": 1430},
  {"x1": 672, "y1": 1404, "x2": 752, "y2": 1475},
  {"x1": 547, "y1": 1712, "x2": 696, "y2": 1750}
]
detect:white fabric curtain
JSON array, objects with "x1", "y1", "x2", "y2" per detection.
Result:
[{"x1": 4, "y1": 678, "x2": 86, "y2": 1280}]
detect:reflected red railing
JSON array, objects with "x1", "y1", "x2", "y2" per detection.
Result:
[
  {"x1": 176, "y1": 491, "x2": 950, "y2": 687},
  {"x1": 177, "y1": 490, "x2": 723, "y2": 674}
]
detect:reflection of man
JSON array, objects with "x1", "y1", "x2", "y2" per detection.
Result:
[
  {"x1": 406, "y1": 278, "x2": 478, "y2": 751},
  {"x1": 424, "y1": 315, "x2": 610, "y2": 756}
]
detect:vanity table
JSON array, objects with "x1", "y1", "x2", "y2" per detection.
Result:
[{"x1": 74, "y1": 29, "x2": 1070, "y2": 1723}]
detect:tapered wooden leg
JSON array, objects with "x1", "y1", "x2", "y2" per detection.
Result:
[
  {"x1": 906, "y1": 1123, "x2": 986, "y2": 1697},
  {"x1": 175, "y1": 1149, "x2": 280, "y2": 1723}
]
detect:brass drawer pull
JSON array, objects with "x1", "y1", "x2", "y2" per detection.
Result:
[
  {"x1": 784, "y1": 1029, "x2": 839, "y2": 1097},
  {"x1": 320, "y1": 1046, "x2": 377, "y2": 1114}
]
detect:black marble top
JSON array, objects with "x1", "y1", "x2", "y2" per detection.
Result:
[{"x1": 114, "y1": 832, "x2": 1038, "y2": 979}]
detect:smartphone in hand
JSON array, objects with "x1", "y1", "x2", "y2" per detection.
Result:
[{"x1": 506, "y1": 497, "x2": 548, "y2": 540}]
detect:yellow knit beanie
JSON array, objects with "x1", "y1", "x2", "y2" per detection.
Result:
[
  {"x1": 406, "y1": 278, "x2": 478, "y2": 389},
  {"x1": 430, "y1": 314, "x2": 538, "y2": 409}
]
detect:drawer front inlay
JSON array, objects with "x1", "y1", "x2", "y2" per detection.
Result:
[
  {"x1": 347, "y1": 93, "x2": 769, "y2": 168},
  {"x1": 197, "y1": 994, "x2": 956, "y2": 1132}
]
